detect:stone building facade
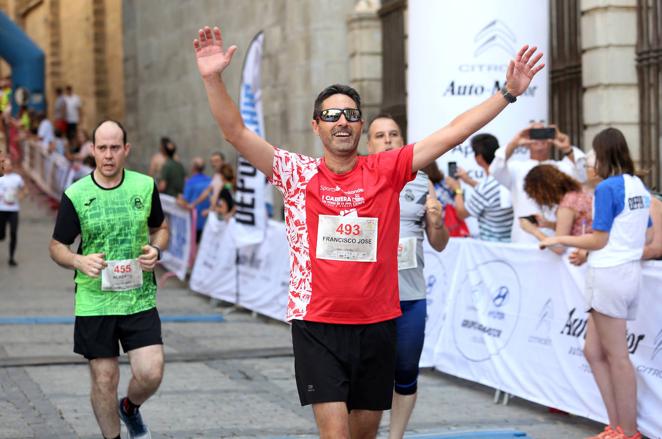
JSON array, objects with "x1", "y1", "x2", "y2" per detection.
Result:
[
  {"x1": 0, "y1": 0, "x2": 657, "y2": 188},
  {"x1": 0, "y1": 0, "x2": 124, "y2": 133},
  {"x1": 122, "y1": 0, "x2": 382, "y2": 170},
  {"x1": 582, "y1": 1, "x2": 639, "y2": 164},
  {"x1": 382, "y1": 0, "x2": 657, "y2": 188},
  {"x1": 123, "y1": 0, "x2": 658, "y2": 188}
]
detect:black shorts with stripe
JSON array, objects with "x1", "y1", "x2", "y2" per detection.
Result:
[
  {"x1": 74, "y1": 307, "x2": 162, "y2": 360},
  {"x1": 291, "y1": 318, "x2": 396, "y2": 411}
]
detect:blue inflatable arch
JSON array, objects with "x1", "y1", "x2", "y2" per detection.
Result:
[{"x1": 0, "y1": 11, "x2": 45, "y2": 114}]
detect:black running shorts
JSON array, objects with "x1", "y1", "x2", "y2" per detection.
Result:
[
  {"x1": 291, "y1": 318, "x2": 397, "y2": 411},
  {"x1": 74, "y1": 307, "x2": 163, "y2": 359}
]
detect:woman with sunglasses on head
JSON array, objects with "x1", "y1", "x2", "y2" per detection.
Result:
[{"x1": 540, "y1": 128, "x2": 652, "y2": 439}]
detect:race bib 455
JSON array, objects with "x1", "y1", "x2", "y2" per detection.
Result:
[{"x1": 101, "y1": 259, "x2": 143, "y2": 292}]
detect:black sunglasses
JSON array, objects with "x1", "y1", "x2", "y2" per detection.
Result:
[{"x1": 318, "y1": 108, "x2": 362, "y2": 123}]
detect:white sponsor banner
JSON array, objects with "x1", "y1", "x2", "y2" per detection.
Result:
[
  {"x1": 232, "y1": 31, "x2": 268, "y2": 246},
  {"x1": 189, "y1": 213, "x2": 236, "y2": 302},
  {"x1": 188, "y1": 218, "x2": 662, "y2": 436},
  {"x1": 630, "y1": 264, "x2": 662, "y2": 438},
  {"x1": 159, "y1": 194, "x2": 192, "y2": 281},
  {"x1": 420, "y1": 239, "x2": 462, "y2": 367},
  {"x1": 190, "y1": 217, "x2": 290, "y2": 319},
  {"x1": 236, "y1": 220, "x2": 290, "y2": 321},
  {"x1": 428, "y1": 239, "x2": 661, "y2": 438},
  {"x1": 407, "y1": 0, "x2": 548, "y2": 229}
]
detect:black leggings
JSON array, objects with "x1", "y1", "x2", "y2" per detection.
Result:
[{"x1": 0, "y1": 211, "x2": 19, "y2": 259}]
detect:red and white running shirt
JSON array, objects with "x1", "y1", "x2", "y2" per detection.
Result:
[{"x1": 269, "y1": 144, "x2": 415, "y2": 324}]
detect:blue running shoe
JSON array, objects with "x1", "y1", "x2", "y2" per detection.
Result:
[{"x1": 118, "y1": 397, "x2": 151, "y2": 439}]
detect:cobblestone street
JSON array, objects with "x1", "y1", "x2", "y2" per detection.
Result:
[{"x1": 0, "y1": 195, "x2": 602, "y2": 438}]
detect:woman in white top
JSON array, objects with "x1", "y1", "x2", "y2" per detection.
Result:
[{"x1": 540, "y1": 128, "x2": 652, "y2": 439}]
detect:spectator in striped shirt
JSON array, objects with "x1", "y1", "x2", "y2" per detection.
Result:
[{"x1": 446, "y1": 133, "x2": 514, "y2": 242}]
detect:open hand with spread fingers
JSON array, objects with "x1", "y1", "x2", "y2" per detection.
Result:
[
  {"x1": 193, "y1": 26, "x2": 238, "y2": 79},
  {"x1": 504, "y1": 45, "x2": 545, "y2": 96}
]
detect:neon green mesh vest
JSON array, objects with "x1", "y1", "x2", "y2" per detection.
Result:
[{"x1": 65, "y1": 170, "x2": 157, "y2": 316}]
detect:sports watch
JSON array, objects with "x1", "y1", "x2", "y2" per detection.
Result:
[
  {"x1": 149, "y1": 244, "x2": 162, "y2": 261},
  {"x1": 500, "y1": 85, "x2": 517, "y2": 103}
]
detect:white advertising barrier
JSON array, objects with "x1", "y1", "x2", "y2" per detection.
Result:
[
  {"x1": 190, "y1": 217, "x2": 289, "y2": 319},
  {"x1": 188, "y1": 218, "x2": 662, "y2": 436},
  {"x1": 236, "y1": 220, "x2": 290, "y2": 321},
  {"x1": 630, "y1": 267, "x2": 662, "y2": 438},
  {"x1": 189, "y1": 213, "x2": 236, "y2": 302},
  {"x1": 22, "y1": 140, "x2": 74, "y2": 200},
  {"x1": 159, "y1": 194, "x2": 193, "y2": 281},
  {"x1": 429, "y1": 239, "x2": 662, "y2": 438},
  {"x1": 420, "y1": 239, "x2": 462, "y2": 367}
]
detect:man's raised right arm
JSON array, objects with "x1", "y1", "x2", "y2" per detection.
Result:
[{"x1": 194, "y1": 26, "x2": 274, "y2": 178}]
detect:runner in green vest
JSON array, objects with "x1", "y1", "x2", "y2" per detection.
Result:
[{"x1": 50, "y1": 120, "x2": 169, "y2": 439}]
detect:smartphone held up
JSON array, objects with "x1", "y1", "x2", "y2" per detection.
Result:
[
  {"x1": 528, "y1": 127, "x2": 556, "y2": 140},
  {"x1": 448, "y1": 161, "x2": 458, "y2": 179}
]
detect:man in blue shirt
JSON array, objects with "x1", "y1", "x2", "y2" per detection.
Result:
[{"x1": 179, "y1": 157, "x2": 212, "y2": 243}]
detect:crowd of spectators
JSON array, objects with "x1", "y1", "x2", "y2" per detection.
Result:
[
  {"x1": 161, "y1": 146, "x2": 237, "y2": 243},
  {"x1": 435, "y1": 125, "x2": 662, "y2": 262},
  {"x1": 143, "y1": 123, "x2": 661, "y2": 266},
  {"x1": 0, "y1": 80, "x2": 94, "y2": 184},
  {"x1": 1, "y1": 76, "x2": 659, "y2": 262},
  {"x1": 0, "y1": 79, "x2": 240, "y2": 251}
]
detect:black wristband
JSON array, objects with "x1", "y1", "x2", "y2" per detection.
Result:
[
  {"x1": 149, "y1": 244, "x2": 162, "y2": 261},
  {"x1": 500, "y1": 85, "x2": 517, "y2": 103}
]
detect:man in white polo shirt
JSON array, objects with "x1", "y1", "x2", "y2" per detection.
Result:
[{"x1": 490, "y1": 123, "x2": 586, "y2": 243}]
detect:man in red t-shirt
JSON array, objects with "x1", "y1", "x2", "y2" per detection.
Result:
[{"x1": 193, "y1": 25, "x2": 544, "y2": 438}]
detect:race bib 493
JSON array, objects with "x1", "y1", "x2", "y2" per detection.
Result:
[{"x1": 316, "y1": 215, "x2": 378, "y2": 262}]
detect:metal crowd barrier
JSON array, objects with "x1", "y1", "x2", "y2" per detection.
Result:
[{"x1": 22, "y1": 139, "x2": 74, "y2": 201}]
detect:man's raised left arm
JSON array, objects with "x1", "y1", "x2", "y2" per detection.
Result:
[{"x1": 411, "y1": 45, "x2": 544, "y2": 172}]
